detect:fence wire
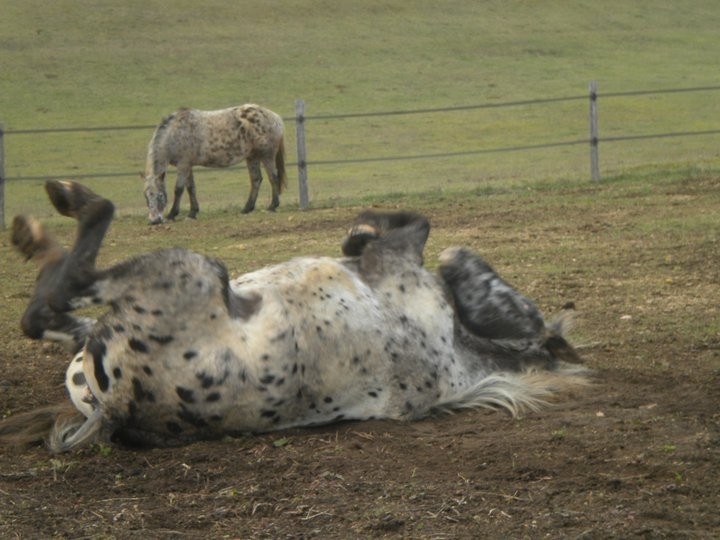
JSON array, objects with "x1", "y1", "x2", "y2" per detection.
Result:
[{"x1": 2, "y1": 84, "x2": 720, "y2": 182}]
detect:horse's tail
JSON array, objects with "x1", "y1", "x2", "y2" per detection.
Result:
[
  {"x1": 430, "y1": 362, "x2": 591, "y2": 418},
  {"x1": 0, "y1": 402, "x2": 106, "y2": 453},
  {"x1": 276, "y1": 138, "x2": 288, "y2": 193}
]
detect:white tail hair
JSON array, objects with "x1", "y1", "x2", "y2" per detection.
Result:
[{"x1": 432, "y1": 362, "x2": 591, "y2": 417}]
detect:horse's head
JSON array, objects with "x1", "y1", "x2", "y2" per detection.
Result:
[{"x1": 143, "y1": 172, "x2": 167, "y2": 225}]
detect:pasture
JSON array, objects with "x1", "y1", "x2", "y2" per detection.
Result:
[{"x1": 1, "y1": 0, "x2": 719, "y2": 537}]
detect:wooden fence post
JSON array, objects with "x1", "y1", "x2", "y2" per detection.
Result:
[
  {"x1": 589, "y1": 81, "x2": 600, "y2": 182},
  {"x1": 0, "y1": 123, "x2": 5, "y2": 229},
  {"x1": 295, "y1": 100, "x2": 309, "y2": 209}
]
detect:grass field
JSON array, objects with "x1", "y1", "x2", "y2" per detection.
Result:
[{"x1": 1, "y1": 0, "x2": 720, "y2": 223}]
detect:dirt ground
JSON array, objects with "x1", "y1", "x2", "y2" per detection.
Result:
[{"x1": 1, "y1": 174, "x2": 718, "y2": 538}]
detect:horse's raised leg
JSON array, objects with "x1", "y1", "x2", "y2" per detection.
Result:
[
  {"x1": 438, "y1": 247, "x2": 545, "y2": 341},
  {"x1": 186, "y1": 170, "x2": 199, "y2": 219},
  {"x1": 241, "y1": 159, "x2": 263, "y2": 214},
  {"x1": 261, "y1": 156, "x2": 280, "y2": 212},
  {"x1": 43, "y1": 181, "x2": 115, "y2": 311},
  {"x1": 11, "y1": 181, "x2": 114, "y2": 351},
  {"x1": 166, "y1": 165, "x2": 190, "y2": 221},
  {"x1": 438, "y1": 246, "x2": 582, "y2": 368},
  {"x1": 12, "y1": 215, "x2": 93, "y2": 352},
  {"x1": 341, "y1": 211, "x2": 430, "y2": 282},
  {"x1": 341, "y1": 211, "x2": 429, "y2": 259}
]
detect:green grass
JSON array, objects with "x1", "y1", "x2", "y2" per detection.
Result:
[{"x1": 1, "y1": 0, "x2": 720, "y2": 223}]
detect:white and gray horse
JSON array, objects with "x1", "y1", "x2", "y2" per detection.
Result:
[
  {"x1": 143, "y1": 104, "x2": 286, "y2": 224},
  {"x1": 1, "y1": 181, "x2": 588, "y2": 452}
]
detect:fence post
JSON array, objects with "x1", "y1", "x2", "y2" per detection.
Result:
[
  {"x1": 0, "y1": 123, "x2": 5, "y2": 229},
  {"x1": 295, "y1": 99, "x2": 309, "y2": 209},
  {"x1": 589, "y1": 81, "x2": 600, "y2": 182}
]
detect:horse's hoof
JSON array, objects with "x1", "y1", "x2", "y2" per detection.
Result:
[
  {"x1": 12, "y1": 215, "x2": 42, "y2": 259},
  {"x1": 45, "y1": 180, "x2": 105, "y2": 218},
  {"x1": 241, "y1": 207, "x2": 254, "y2": 214},
  {"x1": 341, "y1": 224, "x2": 380, "y2": 256}
]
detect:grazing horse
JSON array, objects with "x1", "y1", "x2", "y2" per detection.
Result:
[
  {"x1": 0, "y1": 181, "x2": 588, "y2": 452},
  {"x1": 142, "y1": 104, "x2": 286, "y2": 224}
]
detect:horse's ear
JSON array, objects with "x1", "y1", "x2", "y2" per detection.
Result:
[{"x1": 139, "y1": 172, "x2": 145, "y2": 181}]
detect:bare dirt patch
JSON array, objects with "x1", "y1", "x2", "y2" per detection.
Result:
[{"x1": 1, "y1": 174, "x2": 718, "y2": 538}]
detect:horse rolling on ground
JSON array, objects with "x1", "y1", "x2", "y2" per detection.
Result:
[
  {"x1": 0, "y1": 181, "x2": 589, "y2": 452},
  {"x1": 142, "y1": 104, "x2": 287, "y2": 224}
]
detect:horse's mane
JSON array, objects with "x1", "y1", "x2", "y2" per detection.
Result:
[{"x1": 146, "y1": 111, "x2": 182, "y2": 177}]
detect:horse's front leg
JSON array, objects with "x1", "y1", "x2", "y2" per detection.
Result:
[
  {"x1": 12, "y1": 215, "x2": 95, "y2": 351},
  {"x1": 241, "y1": 159, "x2": 263, "y2": 214},
  {"x1": 166, "y1": 166, "x2": 189, "y2": 221},
  {"x1": 186, "y1": 170, "x2": 199, "y2": 219},
  {"x1": 12, "y1": 181, "x2": 114, "y2": 350}
]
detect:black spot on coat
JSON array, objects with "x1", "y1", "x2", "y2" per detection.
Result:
[
  {"x1": 176, "y1": 386, "x2": 195, "y2": 403},
  {"x1": 87, "y1": 337, "x2": 109, "y2": 392}
]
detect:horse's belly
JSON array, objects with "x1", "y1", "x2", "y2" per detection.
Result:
[
  {"x1": 83, "y1": 256, "x2": 457, "y2": 440},
  {"x1": 227, "y1": 257, "x2": 459, "y2": 428}
]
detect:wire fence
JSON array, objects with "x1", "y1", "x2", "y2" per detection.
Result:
[{"x1": 1, "y1": 82, "x2": 720, "y2": 226}]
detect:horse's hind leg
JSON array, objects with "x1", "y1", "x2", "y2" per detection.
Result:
[
  {"x1": 437, "y1": 247, "x2": 545, "y2": 341},
  {"x1": 341, "y1": 211, "x2": 430, "y2": 282},
  {"x1": 341, "y1": 211, "x2": 430, "y2": 259},
  {"x1": 437, "y1": 246, "x2": 585, "y2": 371},
  {"x1": 261, "y1": 156, "x2": 280, "y2": 212},
  {"x1": 186, "y1": 170, "x2": 199, "y2": 219},
  {"x1": 241, "y1": 159, "x2": 263, "y2": 213}
]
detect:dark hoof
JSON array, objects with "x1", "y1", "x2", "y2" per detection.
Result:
[
  {"x1": 11, "y1": 215, "x2": 41, "y2": 258},
  {"x1": 341, "y1": 224, "x2": 380, "y2": 256},
  {"x1": 11, "y1": 215, "x2": 61, "y2": 262},
  {"x1": 241, "y1": 207, "x2": 254, "y2": 214},
  {"x1": 45, "y1": 181, "x2": 103, "y2": 218}
]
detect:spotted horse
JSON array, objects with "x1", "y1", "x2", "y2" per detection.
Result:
[
  {"x1": 0, "y1": 181, "x2": 588, "y2": 452},
  {"x1": 142, "y1": 104, "x2": 286, "y2": 224}
]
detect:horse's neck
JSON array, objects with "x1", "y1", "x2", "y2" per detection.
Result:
[{"x1": 146, "y1": 142, "x2": 167, "y2": 177}]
